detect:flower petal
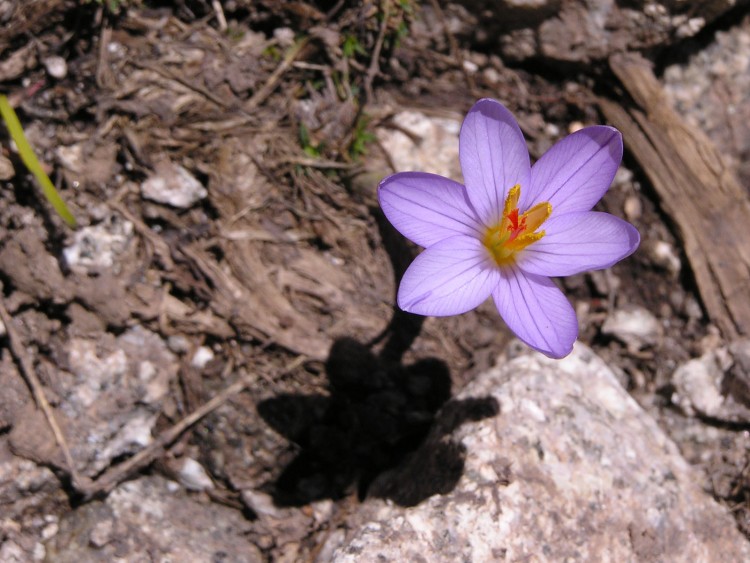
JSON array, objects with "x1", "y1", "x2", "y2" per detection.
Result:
[
  {"x1": 398, "y1": 235, "x2": 499, "y2": 316},
  {"x1": 524, "y1": 126, "x2": 622, "y2": 214},
  {"x1": 492, "y1": 268, "x2": 577, "y2": 358},
  {"x1": 516, "y1": 211, "x2": 640, "y2": 277},
  {"x1": 460, "y1": 99, "x2": 531, "y2": 226},
  {"x1": 379, "y1": 172, "x2": 484, "y2": 248}
]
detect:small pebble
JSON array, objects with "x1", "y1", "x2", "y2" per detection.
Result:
[
  {"x1": 89, "y1": 519, "x2": 113, "y2": 548},
  {"x1": 624, "y1": 196, "x2": 642, "y2": 221},
  {"x1": 601, "y1": 306, "x2": 662, "y2": 351},
  {"x1": 178, "y1": 458, "x2": 214, "y2": 491},
  {"x1": 167, "y1": 335, "x2": 190, "y2": 355},
  {"x1": 543, "y1": 123, "x2": 560, "y2": 137},
  {"x1": 273, "y1": 27, "x2": 295, "y2": 46},
  {"x1": 648, "y1": 240, "x2": 681, "y2": 275},
  {"x1": 42, "y1": 56, "x2": 67, "y2": 79},
  {"x1": 141, "y1": 161, "x2": 207, "y2": 209},
  {"x1": 41, "y1": 522, "x2": 58, "y2": 540},
  {"x1": 568, "y1": 121, "x2": 584, "y2": 133},
  {"x1": 191, "y1": 346, "x2": 214, "y2": 369},
  {"x1": 462, "y1": 59, "x2": 479, "y2": 73},
  {"x1": 0, "y1": 154, "x2": 14, "y2": 180}
]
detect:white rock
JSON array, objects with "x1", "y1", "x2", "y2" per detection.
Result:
[
  {"x1": 601, "y1": 306, "x2": 662, "y2": 351},
  {"x1": 672, "y1": 348, "x2": 750, "y2": 422},
  {"x1": 327, "y1": 344, "x2": 750, "y2": 562},
  {"x1": 62, "y1": 327, "x2": 178, "y2": 473},
  {"x1": 141, "y1": 160, "x2": 207, "y2": 208},
  {"x1": 99, "y1": 412, "x2": 158, "y2": 463},
  {"x1": 40, "y1": 522, "x2": 58, "y2": 540},
  {"x1": 43, "y1": 56, "x2": 67, "y2": 79},
  {"x1": 62, "y1": 216, "x2": 134, "y2": 275},
  {"x1": 177, "y1": 458, "x2": 214, "y2": 491},
  {"x1": 647, "y1": 240, "x2": 681, "y2": 275},
  {"x1": 273, "y1": 27, "x2": 295, "y2": 46},
  {"x1": 191, "y1": 346, "x2": 214, "y2": 369},
  {"x1": 376, "y1": 111, "x2": 462, "y2": 181},
  {"x1": 241, "y1": 490, "x2": 286, "y2": 519}
]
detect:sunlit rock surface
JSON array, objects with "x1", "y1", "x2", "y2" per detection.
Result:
[{"x1": 327, "y1": 344, "x2": 750, "y2": 562}]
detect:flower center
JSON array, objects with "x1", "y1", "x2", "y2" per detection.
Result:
[{"x1": 483, "y1": 184, "x2": 552, "y2": 266}]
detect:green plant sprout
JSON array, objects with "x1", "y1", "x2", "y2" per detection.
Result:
[
  {"x1": 0, "y1": 95, "x2": 77, "y2": 228},
  {"x1": 349, "y1": 115, "x2": 375, "y2": 159}
]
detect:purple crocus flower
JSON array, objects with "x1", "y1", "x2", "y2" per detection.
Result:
[{"x1": 378, "y1": 98, "x2": 640, "y2": 359}]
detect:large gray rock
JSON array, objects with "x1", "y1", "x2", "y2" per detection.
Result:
[{"x1": 326, "y1": 344, "x2": 750, "y2": 561}]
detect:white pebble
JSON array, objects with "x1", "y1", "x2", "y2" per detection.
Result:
[
  {"x1": 601, "y1": 307, "x2": 662, "y2": 351},
  {"x1": 191, "y1": 346, "x2": 214, "y2": 369},
  {"x1": 43, "y1": 56, "x2": 67, "y2": 79},
  {"x1": 178, "y1": 458, "x2": 214, "y2": 491}
]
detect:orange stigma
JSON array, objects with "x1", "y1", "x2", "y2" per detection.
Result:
[{"x1": 483, "y1": 184, "x2": 551, "y2": 266}]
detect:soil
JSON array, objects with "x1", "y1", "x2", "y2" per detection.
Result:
[{"x1": 1, "y1": 1, "x2": 749, "y2": 560}]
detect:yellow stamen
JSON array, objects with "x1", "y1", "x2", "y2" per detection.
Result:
[{"x1": 483, "y1": 184, "x2": 551, "y2": 266}]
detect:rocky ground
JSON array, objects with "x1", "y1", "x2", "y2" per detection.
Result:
[{"x1": 1, "y1": 1, "x2": 750, "y2": 561}]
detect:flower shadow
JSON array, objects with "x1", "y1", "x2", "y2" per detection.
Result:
[
  {"x1": 258, "y1": 332, "x2": 452, "y2": 506},
  {"x1": 257, "y1": 208, "x2": 497, "y2": 507}
]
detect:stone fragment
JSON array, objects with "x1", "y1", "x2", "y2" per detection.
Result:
[
  {"x1": 176, "y1": 457, "x2": 214, "y2": 491},
  {"x1": 672, "y1": 346, "x2": 750, "y2": 423},
  {"x1": 0, "y1": 153, "x2": 14, "y2": 180},
  {"x1": 141, "y1": 160, "x2": 207, "y2": 208},
  {"x1": 646, "y1": 239, "x2": 681, "y2": 275},
  {"x1": 376, "y1": 110, "x2": 462, "y2": 181},
  {"x1": 42, "y1": 56, "x2": 67, "y2": 79},
  {"x1": 327, "y1": 344, "x2": 750, "y2": 561},
  {"x1": 601, "y1": 306, "x2": 662, "y2": 351},
  {"x1": 62, "y1": 216, "x2": 134, "y2": 275},
  {"x1": 191, "y1": 345, "x2": 214, "y2": 369}
]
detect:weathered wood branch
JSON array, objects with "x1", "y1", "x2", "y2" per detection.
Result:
[{"x1": 600, "y1": 52, "x2": 750, "y2": 339}]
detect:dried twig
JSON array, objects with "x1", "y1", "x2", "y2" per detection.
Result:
[
  {"x1": 277, "y1": 156, "x2": 360, "y2": 170},
  {"x1": 211, "y1": 0, "x2": 227, "y2": 32},
  {"x1": 246, "y1": 38, "x2": 309, "y2": 110},
  {"x1": 364, "y1": 0, "x2": 391, "y2": 105},
  {"x1": 96, "y1": 24, "x2": 114, "y2": 88},
  {"x1": 601, "y1": 52, "x2": 750, "y2": 338},
  {"x1": 131, "y1": 59, "x2": 238, "y2": 113},
  {"x1": 110, "y1": 200, "x2": 175, "y2": 270},
  {"x1": 0, "y1": 283, "x2": 85, "y2": 489}
]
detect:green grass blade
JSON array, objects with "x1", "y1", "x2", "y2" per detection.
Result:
[{"x1": 0, "y1": 94, "x2": 76, "y2": 228}]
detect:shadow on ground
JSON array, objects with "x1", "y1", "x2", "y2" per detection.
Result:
[{"x1": 257, "y1": 209, "x2": 498, "y2": 507}]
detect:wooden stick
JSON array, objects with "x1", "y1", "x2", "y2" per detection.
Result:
[
  {"x1": 0, "y1": 284, "x2": 85, "y2": 489},
  {"x1": 600, "y1": 53, "x2": 750, "y2": 339}
]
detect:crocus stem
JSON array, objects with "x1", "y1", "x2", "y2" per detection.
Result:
[{"x1": 0, "y1": 94, "x2": 77, "y2": 228}]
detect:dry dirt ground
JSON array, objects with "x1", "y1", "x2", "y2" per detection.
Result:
[{"x1": 1, "y1": 0, "x2": 750, "y2": 560}]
